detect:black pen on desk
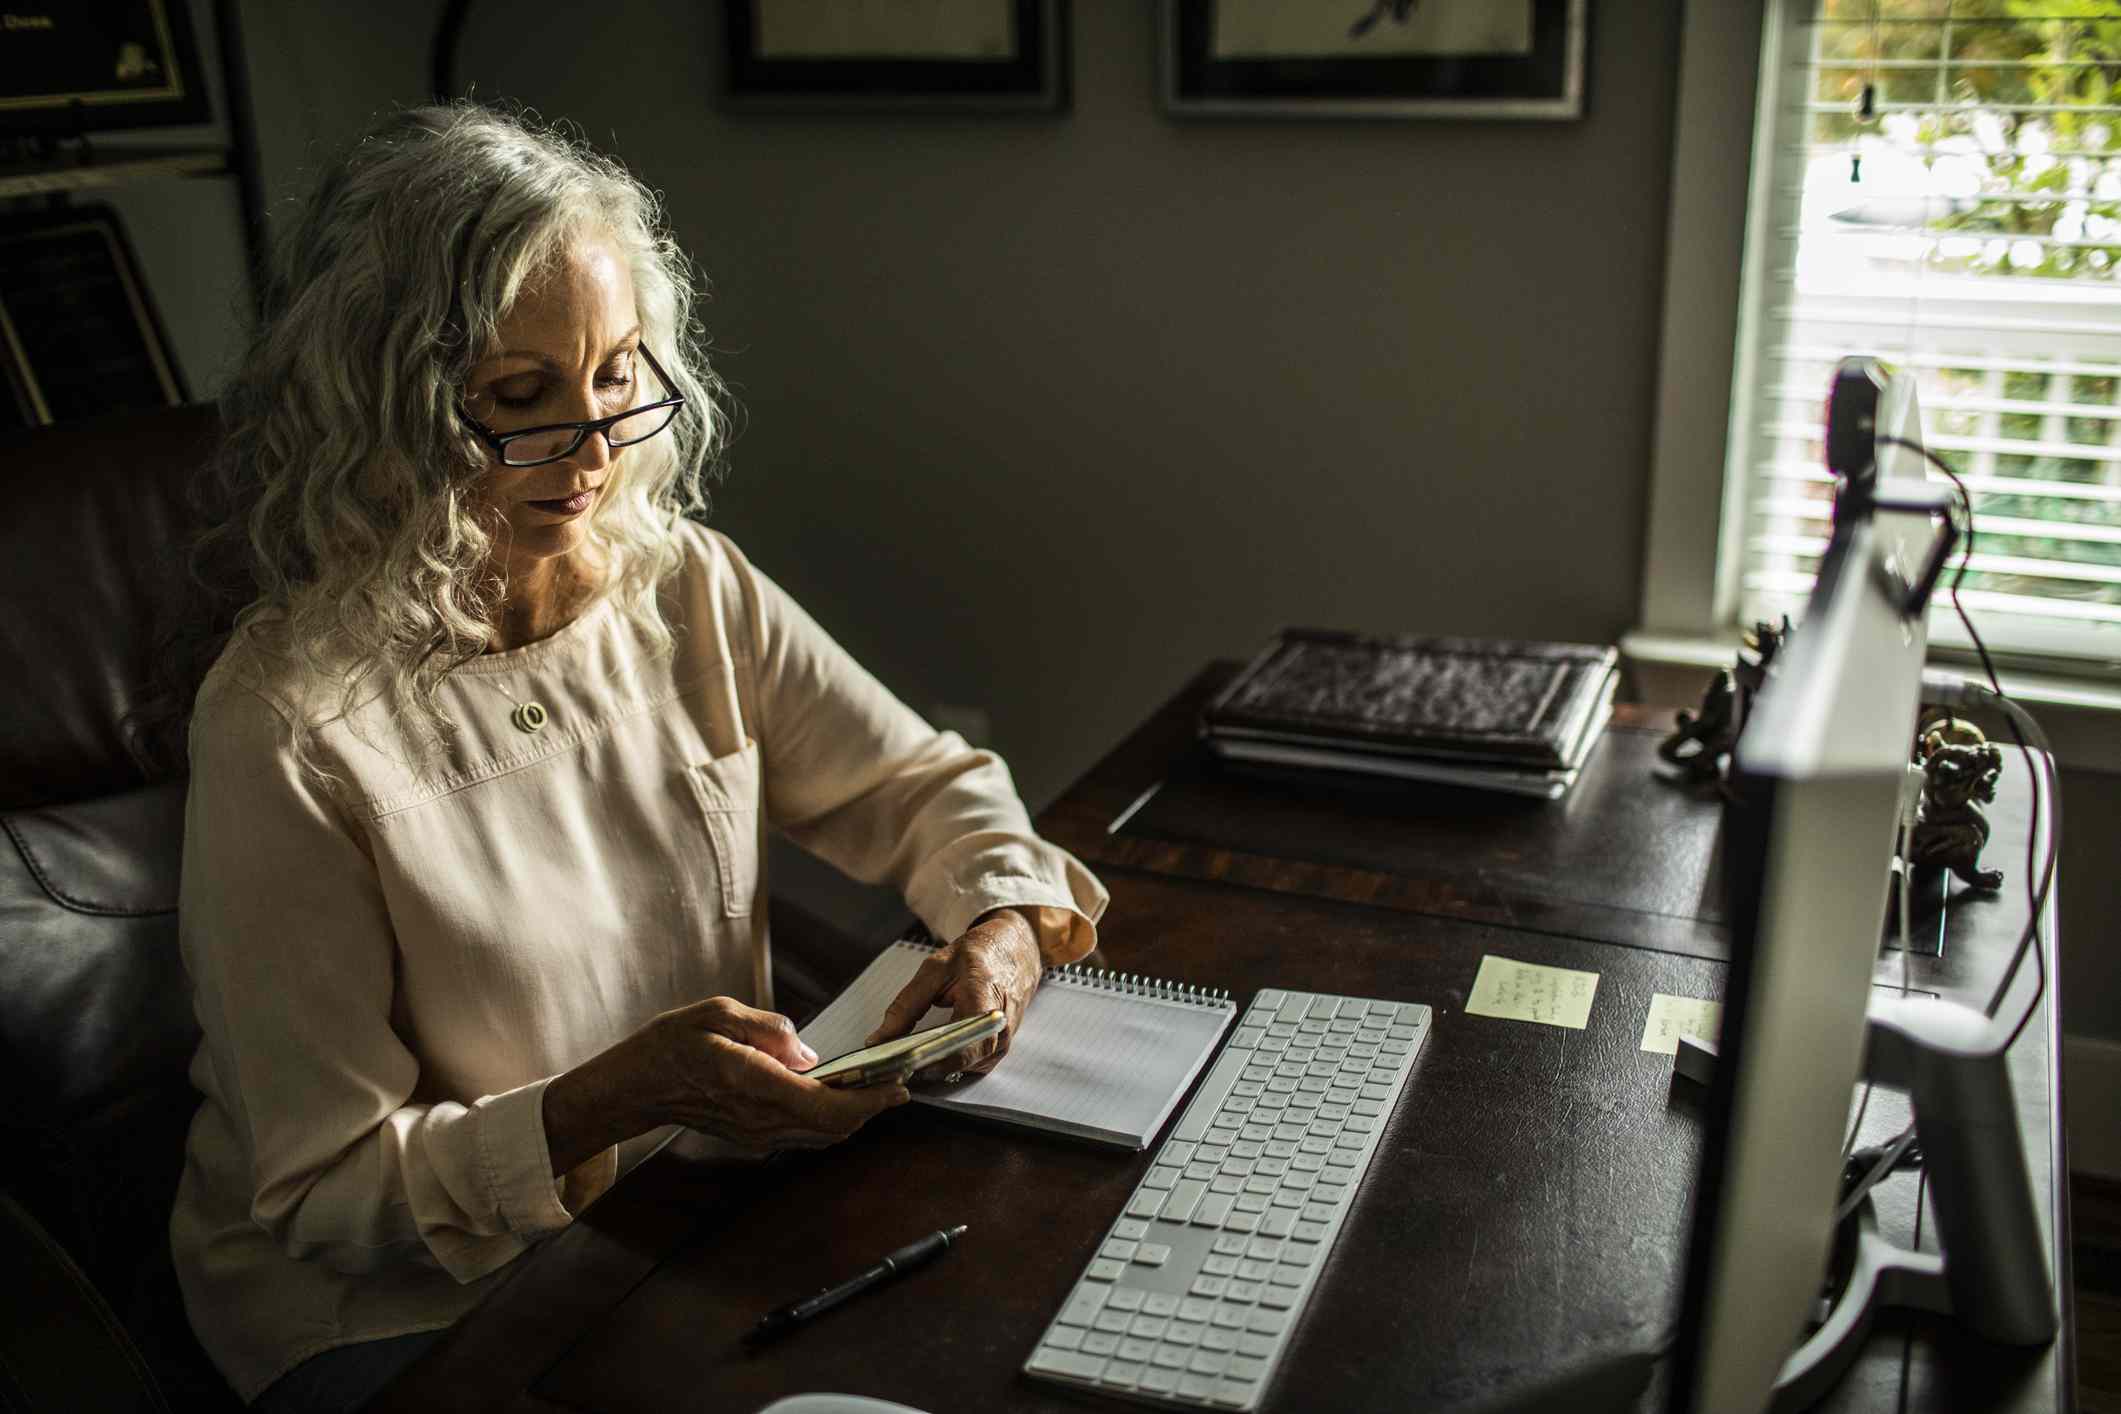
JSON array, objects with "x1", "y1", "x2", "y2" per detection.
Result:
[{"x1": 746, "y1": 1225, "x2": 968, "y2": 1346}]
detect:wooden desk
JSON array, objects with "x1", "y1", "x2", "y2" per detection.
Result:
[{"x1": 370, "y1": 666, "x2": 2070, "y2": 1414}]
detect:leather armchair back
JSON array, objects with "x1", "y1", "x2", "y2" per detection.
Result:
[{"x1": 0, "y1": 404, "x2": 236, "y2": 1408}]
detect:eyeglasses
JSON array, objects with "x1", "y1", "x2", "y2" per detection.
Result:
[{"x1": 460, "y1": 344, "x2": 686, "y2": 468}]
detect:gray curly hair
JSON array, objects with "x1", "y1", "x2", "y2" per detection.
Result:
[{"x1": 155, "y1": 103, "x2": 726, "y2": 785}]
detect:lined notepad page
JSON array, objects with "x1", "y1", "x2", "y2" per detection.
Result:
[{"x1": 799, "y1": 941, "x2": 1236, "y2": 1150}]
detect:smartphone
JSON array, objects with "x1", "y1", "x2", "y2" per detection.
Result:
[{"x1": 804, "y1": 1010, "x2": 1006, "y2": 1089}]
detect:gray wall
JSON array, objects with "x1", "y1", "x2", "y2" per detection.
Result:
[{"x1": 447, "y1": 0, "x2": 1685, "y2": 810}]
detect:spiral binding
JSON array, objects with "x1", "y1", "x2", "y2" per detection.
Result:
[
  {"x1": 891, "y1": 936, "x2": 1231, "y2": 1008},
  {"x1": 1047, "y1": 963, "x2": 1232, "y2": 1009}
]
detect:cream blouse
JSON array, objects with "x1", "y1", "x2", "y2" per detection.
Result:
[{"x1": 169, "y1": 522, "x2": 1107, "y2": 1400}]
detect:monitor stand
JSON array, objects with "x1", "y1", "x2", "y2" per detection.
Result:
[{"x1": 1770, "y1": 993, "x2": 2056, "y2": 1411}]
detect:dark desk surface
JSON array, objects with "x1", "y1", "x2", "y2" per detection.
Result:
[{"x1": 371, "y1": 665, "x2": 2069, "y2": 1414}]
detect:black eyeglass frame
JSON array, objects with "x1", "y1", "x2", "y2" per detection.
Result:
[{"x1": 460, "y1": 344, "x2": 687, "y2": 468}]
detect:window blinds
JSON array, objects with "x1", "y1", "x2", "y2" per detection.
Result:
[{"x1": 1730, "y1": 1, "x2": 2121, "y2": 665}]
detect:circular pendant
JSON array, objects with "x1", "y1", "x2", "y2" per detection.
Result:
[{"x1": 511, "y1": 701, "x2": 548, "y2": 735}]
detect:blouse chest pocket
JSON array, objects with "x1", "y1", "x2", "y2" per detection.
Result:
[{"x1": 682, "y1": 740, "x2": 761, "y2": 919}]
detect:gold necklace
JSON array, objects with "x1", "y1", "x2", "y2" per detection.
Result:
[{"x1": 468, "y1": 673, "x2": 550, "y2": 735}]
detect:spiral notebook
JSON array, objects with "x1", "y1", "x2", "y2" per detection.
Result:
[{"x1": 798, "y1": 940, "x2": 1237, "y2": 1150}]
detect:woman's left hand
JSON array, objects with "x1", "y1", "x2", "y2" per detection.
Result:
[{"x1": 866, "y1": 908, "x2": 1042, "y2": 1076}]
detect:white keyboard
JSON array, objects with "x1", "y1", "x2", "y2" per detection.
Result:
[{"x1": 1024, "y1": 987, "x2": 1432, "y2": 1410}]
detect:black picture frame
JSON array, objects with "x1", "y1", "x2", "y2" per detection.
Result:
[
  {"x1": 1161, "y1": 0, "x2": 1587, "y2": 120},
  {"x1": 0, "y1": 204, "x2": 187, "y2": 429},
  {"x1": 0, "y1": 0, "x2": 211, "y2": 137},
  {"x1": 724, "y1": 0, "x2": 1068, "y2": 113}
]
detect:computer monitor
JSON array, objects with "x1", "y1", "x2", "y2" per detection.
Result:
[{"x1": 1665, "y1": 359, "x2": 2055, "y2": 1412}]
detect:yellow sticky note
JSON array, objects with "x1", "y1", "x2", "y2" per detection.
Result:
[
  {"x1": 1465, "y1": 955, "x2": 1600, "y2": 1030},
  {"x1": 1640, "y1": 994, "x2": 1724, "y2": 1055}
]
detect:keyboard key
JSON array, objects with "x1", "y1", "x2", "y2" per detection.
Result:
[
  {"x1": 1163, "y1": 1180, "x2": 1207, "y2": 1224},
  {"x1": 1260, "y1": 1286, "x2": 1297, "y2": 1310},
  {"x1": 1212, "y1": 1233, "x2": 1248, "y2": 1256},
  {"x1": 1203, "y1": 1254, "x2": 1240, "y2": 1277},
  {"x1": 1131, "y1": 1315, "x2": 1170, "y2": 1339},
  {"x1": 1119, "y1": 1337, "x2": 1157, "y2": 1362},
  {"x1": 1103, "y1": 1239, "x2": 1140, "y2": 1261},
  {"x1": 1030, "y1": 1347, "x2": 1107, "y2": 1380},
  {"x1": 1230, "y1": 1354, "x2": 1269, "y2": 1380},
  {"x1": 1175, "y1": 1047, "x2": 1252, "y2": 1142},
  {"x1": 1226, "y1": 1211, "x2": 1261, "y2": 1233},
  {"x1": 1084, "y1": 1332, "x2": 1122, "y2": 1356},
  {"x1": 1283, "y1": 1240, "x2": 1321, "y2": 1267},
  {"x1": 1197, "y1": 1192, "x2": 1236, "y2": 1226},
  {"x1": 1237, "y1": 1333, "x2": 1277, "y2": 1358},
  {"x1": 1128, "y1": 1190, "x2": 1167, "y2": 1219},
  {"x1": 1141, "y1": 1367, "x2": 1180, "y2": 1394},
  {"x1": 1247, "y1": 1310, "x2": 1290, "y2": 1336},
  {"x1": 1110, "y1": 1287, "x2": 1148, "y2": 1311},
  {"x1": 1179, "y1": 1374, "x2": 1218, "y2": 1400},
  {"x1": 1226, "y1": 1280, "x2": 1263, "y2": 1304},
  {"x1": 1144, "y1": 1293, "x2": 1181, "y2": 1317},
  {"x1": 1260, "y1": 1211, "x2": 1295, "y2": 1238},
  {"x1": 1212, "y1": 1379, "x2": 1254, "y2": 1407},
  {"x1": 1234, "y1": 1194, "x2": 1270, "y2": 1214},
  {"x1": 1088, "y1": 1258, "x2": 1125, "y2": 1281},
  {"x1": 1190, "y1": 1350, "x2": 1229, "y2": 1376},
  {"x1": 1201, "y1": 1328, "x2": 1237, "y2": 1352},
  {"x1": 1095, "y1": 1311, "x2": 1132, "y2": 1334},
  {"x1": 1135, "y1": 1243, "x2": 1172, "y2": 1267},
  {"x1": 1102, "y1": 1361, "x2": 1146, "y2": 1390},
  {"x1": 1048, "y1": 1326, "x2": 1085, "y2": 1350},
  {"x1": 1276, "y1": 993, "x2": 1309, "y2": 1024},
  {"x1": 1060, "y1": 1298, "x2": 1102, "y2": 1326},
  {"x1": 1192, "y1": 1275, "x2": 1229, "y2": 1298},
  {"x1": 1116, "y1": 1218, "x2": 1151, "y2": 1241},
  {"x1": 1165, "y1": 1321, "x2": 1203, "y2": 1346},
  {"x1": 1271, "y1": 1264, "x2": 1306, "y2": 1287},
  {"x1": 1143, "y1": 1166, "x2": 1179, "y2": 1190},
  {"x1": 1151, "y1": 1347, "x2": 1189, "y2": 1370}
]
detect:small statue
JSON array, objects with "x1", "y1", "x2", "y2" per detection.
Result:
[
  {"x1": 1658, "y1": 668, "x2": 1739, "y2": 782},
  {"x1": 1907, "y1": 716, "x2": 2005, "y2": 891},
  {"x1": 1657, "y1": 616, "x2": 1794, "y2": 786},
  {"x1": 1733, "y1": 616, "x2": 1793, "y2": 735}
]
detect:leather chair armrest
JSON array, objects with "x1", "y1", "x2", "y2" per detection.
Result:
[{"x1": 0, "y1": 1188, "x2": 167, "y2": 1413}]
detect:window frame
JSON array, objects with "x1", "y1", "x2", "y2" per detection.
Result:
[{"x1": 1630, "y1": 0, "x2": 2121, "y2": 769}]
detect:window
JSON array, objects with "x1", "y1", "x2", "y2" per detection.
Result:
[{"x1": 1723, "y1": 0, "x2": 2121, "y2": 667}]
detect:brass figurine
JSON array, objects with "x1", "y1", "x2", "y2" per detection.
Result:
[
  {"x1": 1908, "y1": 715, "x2": 2005, "y2": 892},
  {"x1": 1657, "y1": 617, "x2": 1794, "y2": 785}
]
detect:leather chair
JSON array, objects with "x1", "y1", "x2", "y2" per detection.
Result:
[
  {"x1": 0, "y1": 403, "x2": 233, "y2": 1411},
  {"x1": 0, "y1": 403, "x2": 878, "y2": 1411}
]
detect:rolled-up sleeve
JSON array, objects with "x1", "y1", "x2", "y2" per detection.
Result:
[
  {"x1": 718, "y1": 534, "x2": 1108, "y2": 963},
  {"x1": 180, "y1": 683, "x2": 580, "y2": 1285}
]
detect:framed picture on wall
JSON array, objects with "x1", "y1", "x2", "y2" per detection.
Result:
[
  {"x1": 1161, "y1": 0, "x2": 1587, "y2": 120},
  {"x1": 0, "y1": 205, "x2": 187, "y2": 429},
  {"x1": 723, "y1": 0, "x2": 1067, "y2": 112},
  {"x1": 0, "y1": 0, "x2": 210, "y2": 136}
]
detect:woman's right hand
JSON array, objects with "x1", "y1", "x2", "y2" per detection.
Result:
[
  {"x1": 544, "y1": 997, "x2": 907, "y2": 1175},
  {"x1": 634, "y1": 997, "x2": 908, "y2": 1155}
]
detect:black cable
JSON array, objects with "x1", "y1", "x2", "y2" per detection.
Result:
[{"x1": 1876, "y1": 435, "x2": 2053, "y2": 1053}]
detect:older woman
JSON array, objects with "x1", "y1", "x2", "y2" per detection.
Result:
[{"x1": 168, "y1": 105, "x2": 1105, "y2": 1411}]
